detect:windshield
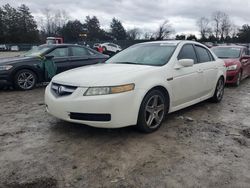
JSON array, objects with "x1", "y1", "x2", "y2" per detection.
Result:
[
  {"x1": 212, "y1": 47, "x2": 241, "y2": 59},
  {"x1": 23, "y1": 46, "x2": 51, "y2": 57},
  {"x1": 106, "y1": 43, "x2": 176, "y2": 66}
]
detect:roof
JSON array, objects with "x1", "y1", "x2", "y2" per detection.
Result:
[
  {"x1": 212, "y1": 45, "x2": 246, "y2": 49},
  {"x1": 139, "y1": 40, "x2": 206, "y2": 47},
  {"x1": 39, "y1": 44, "x2": 84, "y2": 48}
]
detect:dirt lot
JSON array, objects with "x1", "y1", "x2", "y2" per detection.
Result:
[
  {"x1": 0, "y1": 51, "x2": 24, "y2": 58},
  {"x1": 0, "y1": 79, "x2": 250, "y2": 187}
]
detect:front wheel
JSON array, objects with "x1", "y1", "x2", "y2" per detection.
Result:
[
  {"x1": 14, "y1": 69, "x2": 37, "y2": 90},
  {"x1": 137, "y1": 90, "x2": 167, "y2": 133},
  {"x1": 211, "y1": 77, "x2": 224, "y2": 103}
]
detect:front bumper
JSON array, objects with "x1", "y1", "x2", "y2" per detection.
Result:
[
  {"x1": 226, "y1": 70, "x2": 239, "y2": 84},
  {"x1": 0, "y1": 71, "x2": 12, "y2": 86},
  {"x1": 44, "y1": 83, "x2": 144, "y2": 128}
]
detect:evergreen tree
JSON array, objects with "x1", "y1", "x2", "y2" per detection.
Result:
[
  {"x1": 84, "y1": 16, "x2": 101, "y2": 40},
  {"x1": 237, "y1": 25, "x2": 250, "y2": 43},
  {"x1": 110, "y1": 18, "x2": 127, "y2": 40},
  {"x1": 18, "y1": 4, "x2": 39, "y2": 43},
  {"x1": 60, "y1": 20, "x2": 85, "y2": 42}
]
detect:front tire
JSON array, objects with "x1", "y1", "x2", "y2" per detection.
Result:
[
  {"x1": 14, "y1": 69, "x2": 37, "y2": 90},
  {"x1": 137, "y1": 90, "x2": 167, "y2": 133},
  {"x1": 211, "y1": 77, "x2": 224, "y2": 103},
  {"x1": 234, "y1": 71, "x2": 242, "y2": 87}
]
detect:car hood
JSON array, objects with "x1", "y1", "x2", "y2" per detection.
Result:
[
  {"x1": 52, "y1": 63, "x2": 157, "y2": 87},
  {"x1": 222, "y1": 58, "x2": 240, "y2": 67},
  {"x1": 0, "y1": 56, "x2": 36, "y2": 65}
]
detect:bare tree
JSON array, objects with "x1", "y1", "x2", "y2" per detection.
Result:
[
  {"x1": 39, "y1": 8, "x2": 69, "y2": 36},
  {"x1": 212, "y1": 11, "x2": 232, "y2": 41},
  {"x1": 127, "y1": 28, "x2": 141, "y2": 40},
  {"x1": 220, "y1": 13, "x2": 232, "y2": 39},
  {"x1": 212, "y1": 11, "x2": 224, "y2": 40},
  {"x1": 154, "y1": 20, "x2": 174, "y2": 40},
  {"x1": 196, "y1": 17, "x2": 211, "y2": 39}
]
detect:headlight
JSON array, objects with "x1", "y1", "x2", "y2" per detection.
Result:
[
  {"x1": 0, "y1": 65, "x2": 13, "y2": 71},
  {"x1": 227, "y1": 65, "x2": 237, "y2": 71},
  {"x1": 84, "y1": 83, "x2": 135, "y2": 96}
]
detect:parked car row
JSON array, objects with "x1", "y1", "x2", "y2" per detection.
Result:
[
  {"x1": 0, "y1": 44, "x2": 20, "y2": 51},
  {"x1": 1, "y1": 41, "x2": 250, "y2": 133},
  {"x1": 45, "y1": 40, "x2": 228, "y2": 133}
]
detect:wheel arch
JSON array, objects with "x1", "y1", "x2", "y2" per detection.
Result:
[
  {"x1": 141, "y1": 85, "x2": 170, "y2": 113},
  {"x1": 11, "y1": 66, "x2": 42, "y2": 83}
]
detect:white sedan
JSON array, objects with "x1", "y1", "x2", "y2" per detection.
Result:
[{"x1": 45, "y1": 40, "x2": 226, "y2": 133}]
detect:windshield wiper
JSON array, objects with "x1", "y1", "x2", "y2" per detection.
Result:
[{"x1": 114, "y1": 62, "x2": 142, "y2": 65}]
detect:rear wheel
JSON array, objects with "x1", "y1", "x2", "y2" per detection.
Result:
[
  {"x1": 211, "y1": 77, "x2": 224, "y2": 103},
  {"x1": 14, "y1": 69, "x2": 37, "y2": 90},
  {"x1": 137, "y1": 90, "x2": 167, "y2": 133}
]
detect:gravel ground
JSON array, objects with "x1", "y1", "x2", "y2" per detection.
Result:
[
  {"x1": 0, "y1": 80, "x2": 250, "y2": 188},
  {"x1": 0, "y1": 51, "x2": 250, "y2": 187},
  {"x1": 0, "y1": 51, "x2": 24, "y2": 58}
]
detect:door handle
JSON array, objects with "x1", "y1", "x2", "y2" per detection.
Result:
[{"x1": 197, "y1": 69, "x2": 203, "y2": 73}]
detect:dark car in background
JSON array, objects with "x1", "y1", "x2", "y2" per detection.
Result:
[
  {"x1": 211, "y1": 46, "x2": 250, "y2": 86},
  {"x1": 0, "y1": 44, "x2": 109, "y2": 90}
]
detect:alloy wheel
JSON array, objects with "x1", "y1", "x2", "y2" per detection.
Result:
[
  {"x1": 216, "y1": 79, "x2": 224, "y2": 100},
  {"x1": 144, "y1": 95, "x2": 165, "y2": 129},
  {"x1": 17, "y1": 72, "x2": 35, "y2": 90}
]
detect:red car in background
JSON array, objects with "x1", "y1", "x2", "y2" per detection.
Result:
[{"x1": 211, "y1": 46, "x2": 250, "y2": 86}]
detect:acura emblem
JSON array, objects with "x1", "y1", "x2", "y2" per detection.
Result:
[{"x1": 57, "y1": 86, "x2": 65, "y2": 95}]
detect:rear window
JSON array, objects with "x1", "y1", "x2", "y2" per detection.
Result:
[{"x1": 212, "y1": 47, "x2": 241, "y2": 59}]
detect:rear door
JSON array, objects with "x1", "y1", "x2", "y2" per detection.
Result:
[
  {"x1": 194, "y1": 45, "x2": 218, "y2": 95},
  {"x1": 46, "y1": 46, "x2": 69, "y2": 73},
  {"x1": 69, "y1": 46, "x2": 103, "y2": 69}
]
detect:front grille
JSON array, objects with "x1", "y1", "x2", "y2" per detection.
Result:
[
  {"x1": 51, "y1": 82, "x2": 77, "y2": 97},
  {"x1": 227, "y1": 76, "x2": 234, "y2": 81},
  {"x1": 70, "y1": 112, "x2": 111, "y2": 121}
]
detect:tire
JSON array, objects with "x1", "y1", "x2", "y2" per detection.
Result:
[
  {"x1": 137, "y1": 90, "x2": 168, "y2": 133},
  {"x1": 211, "y1": 77, "x2": 224, "y2": 103},
  {"x1": 14, "y1": 69, "x2": 37, "y2": 90},
  {"x1": 234, "y1": 71, "x2": 242, "y2": 87}
]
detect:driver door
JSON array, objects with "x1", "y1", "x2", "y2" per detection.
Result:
[
  {"x1": 171, "y1": 44, "x2": 204, "y2": 107},
  {"x1": 46, "y1": 47, "x2": 70, "y2": 73}
]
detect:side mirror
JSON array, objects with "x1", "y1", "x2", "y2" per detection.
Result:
[
  {"x1": 240, "y1": 55, "x2": 250, "y2": 63},
  {"x1": 178, "y1": 59, "x2": 194, "y2": 67},
  {"x1": 44, "y1": 55, "x2": 54, "y2": 60}
]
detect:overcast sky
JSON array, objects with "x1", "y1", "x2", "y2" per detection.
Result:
[{"x1": 1, "y1": 0, "x2": 250, "y2": 37}]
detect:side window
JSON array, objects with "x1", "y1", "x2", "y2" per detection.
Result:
[
  {"x1": 242, "y1": 48, "x2": 249, "y2": 56},
  {"x1": 48, "y1": 47, "x2": 68, "y2": 57},
  {"x1": 195, "y1": 45, "x2": 211, "y2": 63},
  {"x1": 71, "y1": 47, "x2": 90, "y2": 56},
  {"x1": 178, "y1": 44, "x2": 197, "y2": 63}
]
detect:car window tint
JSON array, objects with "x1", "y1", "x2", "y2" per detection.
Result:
[
  {"x1": 195, "y1": 45, "x2": 211, "y2": 63},
  {"x1": 178, "y1": 44, "x2": 197, "y2": 63},
  {"x1": 72, "y1": 47, "x2": 90, "y2": 56},
  {"x1": 48, "y1": 47, "x2": 68, "y2": 57}
]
